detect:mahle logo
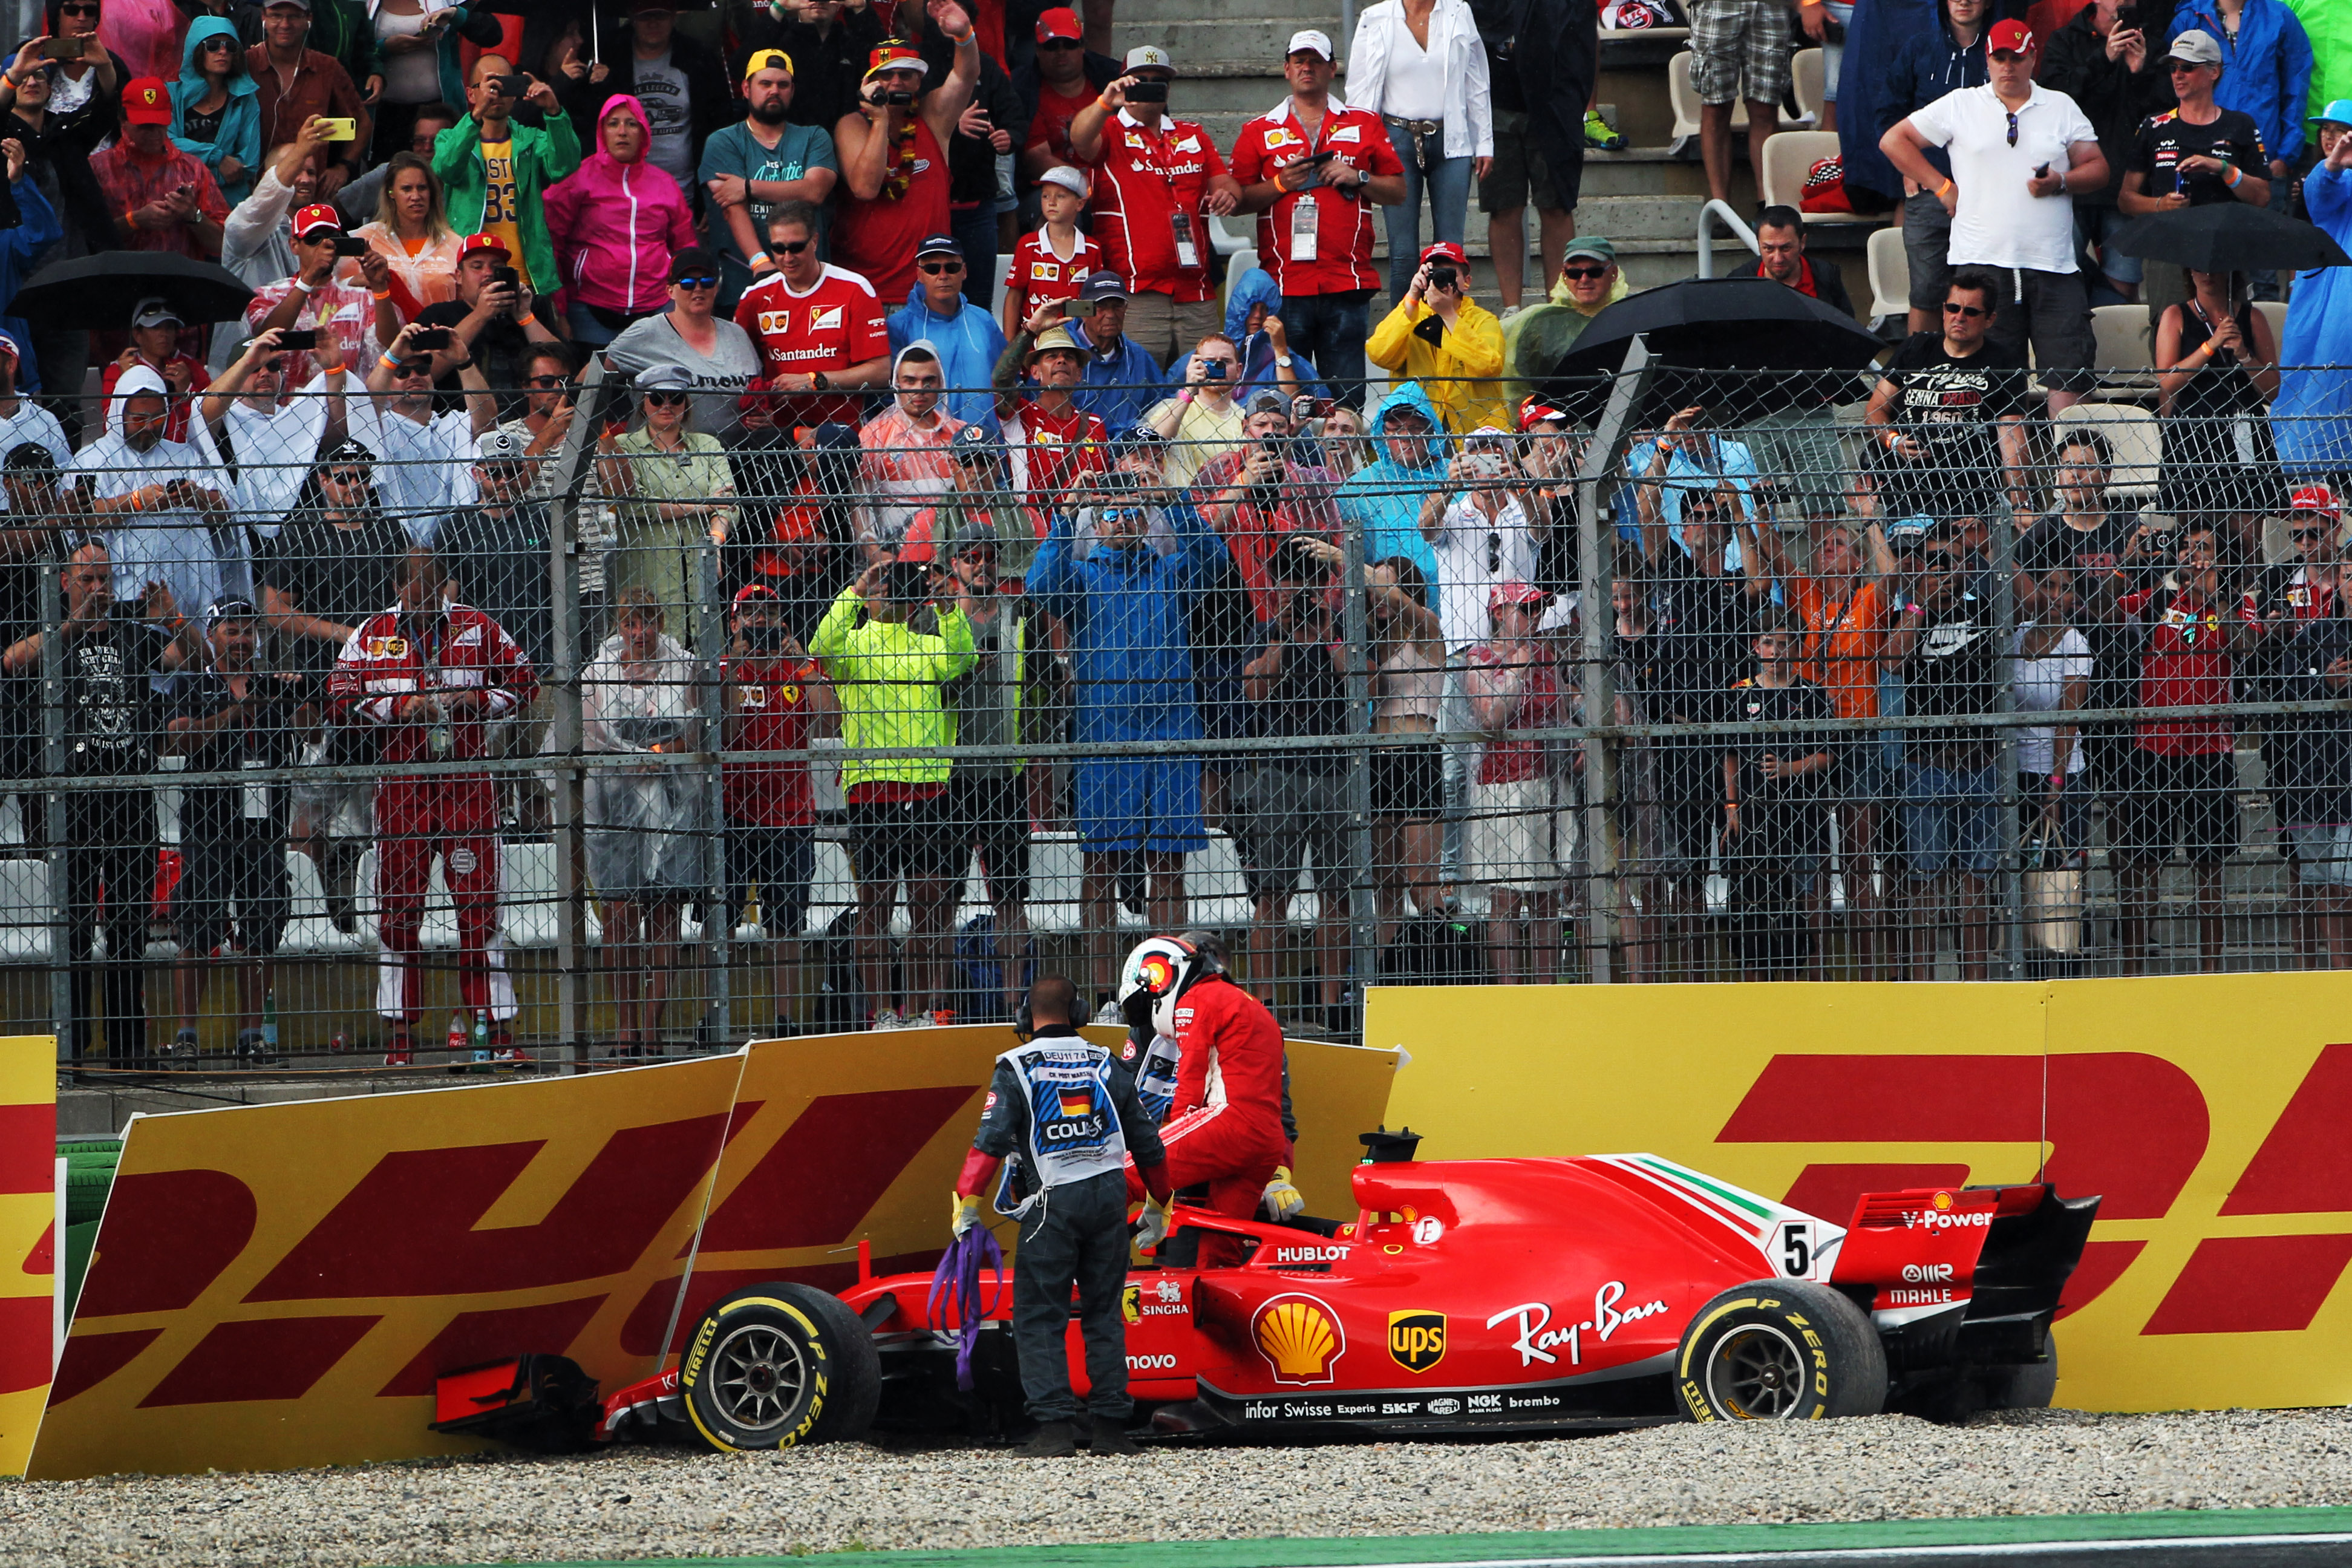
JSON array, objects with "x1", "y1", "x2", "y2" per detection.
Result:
[{"x1": 1388, "y1": 1310, "x2": 1446, "y2": 1374}]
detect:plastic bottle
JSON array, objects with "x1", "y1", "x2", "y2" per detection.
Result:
[
  {"x1": 261, "y1": 989, "x2": 278, "y2": 1056},
  {"x1": 446, "y1": 1011, "x2": 467, "y2": 1064},
  {"x1": 471, "y1": 1008, "x2": 491, "y2": 1070}
]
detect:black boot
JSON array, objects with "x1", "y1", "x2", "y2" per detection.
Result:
[
  {"x1": 1017, "y1": 1419, "x2": 1079, "y2": 1457},
  {"x1": 1089, "y1": 1415, "x2": 1140, "y2": 1455}
]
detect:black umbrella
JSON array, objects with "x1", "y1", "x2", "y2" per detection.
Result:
[
  {"x1": 2106, "y1": 202, "x2": 2350, "y2": 273},
  {"x1": 1535, "y1": 276, "x2": 1886, "y2": 426},
  {"x1": 5, "y1": 250, "x2": 255, "y2": 330}
]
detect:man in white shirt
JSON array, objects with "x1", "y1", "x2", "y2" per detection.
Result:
[
  {"x1": 197, "y1": 327, "x2": 353, "y2": 539},
  {"x1": 1419, "y1": 430, "x2": 1538, "y2": 655},
  {"x1": 72, "y1": 365, "x2": 241, "y2": 615},
  {"x1": 0, "y1": 337, "x2": 71, "y2": 477},
  {"x1": 349, "y1": 319, "x2": 498, "y2": 543},
  {"x1": 215, "y1": 119, "x2": 337, "y2": 371},
  {"x1": 1882, "y1": 18, "x2": 2108, "y2": 413}
]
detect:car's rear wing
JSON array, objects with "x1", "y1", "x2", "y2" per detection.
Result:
[{"x1": 1831, "y1": 1183, "x2": 2100, "y2": 1363}]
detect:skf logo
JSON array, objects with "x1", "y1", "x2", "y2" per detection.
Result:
[
  {"x1": 1387, "y1": 1310, "x2": 1446, "y2": 1374},
  {"x1": 809, "y1": 305, "x2": 843, "y2": 332},
  {"x1": 1252, "y1": 1293, "x2": 1344, "y2": 1385}
]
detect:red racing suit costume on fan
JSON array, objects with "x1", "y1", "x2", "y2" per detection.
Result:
[
  {"x1": 1123, "y1": 964, "x2": 1289, "y2": 1267},
  {"x1": 328, "y1": 602, "x2": 538, "y2": 1030}
]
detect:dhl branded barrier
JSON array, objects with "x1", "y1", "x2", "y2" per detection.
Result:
[
  {"x1": 27, "y1": 1028, "x2": 1400, "y2": 1480},
  {"x1": 0, "y1": 1036, "x2": 55, "y2": 1477},
  {"x1": 1374, "y1": 973, "x2": 2352, "y2": 1413}
]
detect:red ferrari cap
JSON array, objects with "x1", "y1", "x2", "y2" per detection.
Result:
[
  {"x1": 122, "y1": 77, "x2": 172, "y2": 125},
  {"x1": 732, "y1": 582, "x2": 781, "y2": 606},
  {"x1": 292, "y1": 203, "x2": 343, "y2": 239},
  {"x1": 1518, "y1": 394, "x2": 1571, "y2": 432},
  {"x1": 1988, "y1": 19, "x2": 2035, "y2": 53},
  {"x1": 1420, "y1": 240, "x2": 1469, "y2": 267},
  {"x1": 1034, "y1": 6, "x2": 1082, "y2": 43},
  {"x1": 458, "y1": 232, "x2": 512, "y2": 262},
  {"x1": 2291, "y1": 483, "x2": 2342, "y2": 522},
  {"x1": 1489, "y1": 579, "x2": 1547, "y2": 612}
]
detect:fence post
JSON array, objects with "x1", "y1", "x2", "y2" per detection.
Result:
[
  {"x1": 1574, "y1": 337, "x2": 1655, "y2": 984},
  {"x1": 1993, "y1": 453, "x2": 2023, "y2": 979},
  {"x1": 1339, "y1": 503, "x2": 1377, "y2": 1030},
  {"x1": 698, "y1": 536, "x2": 730, "y2": 1050},
  {"x1": 39, "y1": 552, "x2": 65, "y2": 1068},
  {"x1": 544, "y1": 356, "x2": 607, "y2": 1071}
]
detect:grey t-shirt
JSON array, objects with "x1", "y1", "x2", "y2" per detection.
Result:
[
  {"x1": 604, "y1": 311, "x2": 763, "y2": 441},
  {"x1": 632, "y1": 49, "x2": 696, "y2": 193}
]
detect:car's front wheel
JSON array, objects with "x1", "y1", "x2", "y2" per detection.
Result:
[
  {"x1": 1675, "y1": 1279, "x2": 1886, "y2": 1422},
  {"x1": 678, "y1": 1282, "x2": 882, "y2": 1452}
]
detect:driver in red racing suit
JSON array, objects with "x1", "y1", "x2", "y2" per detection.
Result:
[
  {"x1": 1119, "y1": 935, "x2": 1288, "y2": 1266},
  {"x1": 328, "y1": 548, "x2": 537, "y2": 1065}
]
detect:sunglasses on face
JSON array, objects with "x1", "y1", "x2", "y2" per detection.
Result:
[
  {"x1": 773, "y1": 238, "x2": 811, "y2": 255},
  {"x1": 644, "y1": 390, "x2": 690, "y2": 407},
  {"x1": 325, "y1": 468, "x2": 371, "y2": 486},
  {"x1": 525, "y1": 374, "x2": 569, "y2": 389},
  {"x1": 919, "y1": 260, "x2": 965, "y2": 275},
  {"x1": 957, "y1": 547, "x2": 998, "y2": 564},
  {"x1": 1562, "y1": 266, "x2": 1610, "y2": 281},
  {"x1": 2292, "y1": 528, "x2": 2329, "y2": 541},
  {"x1": 390, "y1": 361, "x2": 431, "y2": 378},
  {"x1": 59, "y1": 4, "x2": 98, "y2": 15},
  {"x1": 1040, "y1": 38, "x2": 1079, "y2": 50},
  {"x1": 2167, "y1": 60, "x2": 2205, "y2": 73},
  {"x1": 1944, "y1": 301, "x2": 1988, "y2": 317},
  {"x1": 672, "y1": 276, "x2": 717, "y2": 290}
]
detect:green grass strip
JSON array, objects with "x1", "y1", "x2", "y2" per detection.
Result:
[{"x1": 438, "y1": 1504, "x2": 2352, "y2": 1568}]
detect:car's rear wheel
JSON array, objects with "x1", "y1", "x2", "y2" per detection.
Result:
[
  {"x1": 679, "y1": 1282, "x2": 881, "y2": 1452},
  {"x1": 1676, "y1": 1280, "x2": 1886, "y2": 1422},
  {"x1": 1978, "y1": 1327, "x2": 2059, "y2": 1411}
]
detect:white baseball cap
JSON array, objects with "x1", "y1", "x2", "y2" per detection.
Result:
[
  {"x1": 1287, "y1": 30, "x2": 1334, "y2": 59},
  {"x1": 1037, "y1": 165, "x2": 1089, "y2": 199},
  {"x1": 1124, "y1": 44, "x2": 1174, "y2": 73}
]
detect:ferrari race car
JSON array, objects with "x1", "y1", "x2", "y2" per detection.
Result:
[{"x1": 438, "y1": 1134, "x2": 2097, "y2": 1452}]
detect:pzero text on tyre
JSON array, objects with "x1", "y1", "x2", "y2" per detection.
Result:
[
  {"x1": 678, "y1": 1282, "x2": 881, "y2": 1452},
  {"x1": 1675, "y1": 1280, "x2": 1887, "y2": 1422}
]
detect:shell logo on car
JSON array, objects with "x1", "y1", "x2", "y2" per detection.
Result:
[{"x1": 1253, "y1": 1295, "x2": 1344, "y2": 1385}]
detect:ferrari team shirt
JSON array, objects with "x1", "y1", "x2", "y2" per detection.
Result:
[
  {"x1": 733, "y1": 263, "x2": 890, "y2": 428},
  {"x1": 1004, "y1": 398, "x2": 1108, "y2": 503},
  {"x1": 1228, "y1": 97, "x2": 1402, "y2": 297},
  {"x1": 1001, "y1": 225, "x2": 1103, "y2": 314},
  {"x1": 1083, "y1": 108, "x2": 1227, "y2": 303}
]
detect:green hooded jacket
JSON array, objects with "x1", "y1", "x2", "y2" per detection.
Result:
[{"x1": 431, "y1": 110, "x2": 583, "y2": 297}]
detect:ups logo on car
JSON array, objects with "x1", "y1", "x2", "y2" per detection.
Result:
[{"x1": 1388, "y1": 1310, "x2": 1446, "y2": 1374}]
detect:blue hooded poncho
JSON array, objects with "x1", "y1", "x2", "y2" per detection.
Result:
[
  {"x1": 2273, "y1": 156, "x2": 2352, "y2": 477},
  {"x1": 1336, "y1": 382, "x2": 1450, "y2": 598},
  {"x1": 1168, "y1": 267, "x2": 1332, "y2": 402},
  {"x1": 169, "y1": 18, "x2": 261, "y2": 208}
]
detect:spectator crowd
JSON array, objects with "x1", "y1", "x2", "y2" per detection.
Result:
[{"x1": 0, "y1": 0, "x2": 2347, "y2": 1070}]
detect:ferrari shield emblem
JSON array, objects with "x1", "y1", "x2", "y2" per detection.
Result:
[
  {"x1": 1388, "y1": 1310, "x2": 1446, "y2": 1374},
  {"x1": 1121, "y1": 1284, "x2": 1142, "y2": 1325}
]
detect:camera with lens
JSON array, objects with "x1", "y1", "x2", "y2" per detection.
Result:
[
  {"x1": 1268, "y1": 531, "x2": 1328, "y2": 587},
  {"x1": 741, "y1": 619, "x2": 787, "y2": 653},
  {"x1": 1428, "y1": 264, "x2": 1458, "y2": 292},
  {"x1": 885, "y1": 559, "x2": 933, "y2": 601},
  {"x1": 886, "y1": 89, "x2": 916, "y2": 107}
]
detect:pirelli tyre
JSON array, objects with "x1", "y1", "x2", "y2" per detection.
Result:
[
  {"x1": 1978, "y1": 1327, "x2": 2060, "y2": 1411},
  {"x1": 1676, "y1": 1280, "x2": 1887, "y2": 1422},
  {"x1": 678, "y1": 1282, "x2": 881, "y2": 1452}
]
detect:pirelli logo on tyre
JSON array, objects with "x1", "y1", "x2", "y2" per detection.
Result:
[{"x1": 1387, "y1": 1310, "x2": 1446, "y2": 1374}]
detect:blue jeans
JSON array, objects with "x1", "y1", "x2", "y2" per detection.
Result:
[
  {"x1": 1901, "y1": 761, "x2": 2002, "y2": 878},
  {"x1": 1383, "y1": 119, "x2": 1472, "y2": 304},
  {"x1": 952, "y1": 203, "x2": 999, "y2": 311},
  {"x1": 1278, "y1": 289, "x2": 1373, "y2": 410}
]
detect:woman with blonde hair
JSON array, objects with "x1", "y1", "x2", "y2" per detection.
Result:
[
  {"x1": 340, "y1": 151, "x2": 463, "y2": 314},
  {"x1": 584, "y1": 586, "x2": 708, "y2": 1057}
]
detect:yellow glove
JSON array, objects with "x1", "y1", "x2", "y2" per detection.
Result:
[
  {"x1": 1134, "y1": 1192, "x2": 1172, "y2": 1252},
  {"x1": 1262, "y1": 1166, "x2": 1305, "y2": 1222},
  {"x1": 950, "y1": 1191, "x2": 982, "y2": 1239}
]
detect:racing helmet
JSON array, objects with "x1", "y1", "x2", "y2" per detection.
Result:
[{"x1": 1117, "y1": 934, "x2": 1218, "y2": 1037}]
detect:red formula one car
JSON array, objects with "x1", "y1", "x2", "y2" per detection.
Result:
[{"x1": 439, "y1": 1134, "x2": 2096, "y2": 1452}]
